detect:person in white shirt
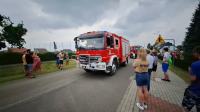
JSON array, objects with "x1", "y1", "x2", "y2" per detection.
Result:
[
  {"x1": 162, "y1": 47, "x2": 171, "y2": 82},
  {"x1": 146, "y1": 50, "x2": 154, "y2": 91},
  {"x1": 152, "y1": 50, "x2": 158, "y2": 81}
]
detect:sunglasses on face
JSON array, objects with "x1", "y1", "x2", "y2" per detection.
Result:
[{"x1": 140, "y1": 64, "x2": 149, "y2": 67}]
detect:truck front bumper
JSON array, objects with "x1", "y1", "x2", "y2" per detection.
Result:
[{"x1": 79, "y1": 62, "x2": 107, "y2": 71}]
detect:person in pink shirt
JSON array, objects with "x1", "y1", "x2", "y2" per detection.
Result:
[{"x1": 32, "y1": 52, "x2": 41, "y2": 74}]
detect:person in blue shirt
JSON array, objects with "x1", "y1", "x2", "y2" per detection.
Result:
[{"x1": 182, "y1": 46, "x2": 200, "y2": 112}]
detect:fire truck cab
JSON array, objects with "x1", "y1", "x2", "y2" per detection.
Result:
[{"x1": 74, "y1": 31, "x2": 130, "y2": 75}]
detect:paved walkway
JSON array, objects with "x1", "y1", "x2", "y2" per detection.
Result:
[{"x1": 116, "y1": 63, "x2": 193, "y2": 112}]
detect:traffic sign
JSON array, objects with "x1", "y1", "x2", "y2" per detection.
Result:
[{"x1": 155, "y1": 34, "x2": 165, "y2": 44}]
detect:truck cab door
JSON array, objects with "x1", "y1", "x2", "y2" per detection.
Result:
[
  {"x1": 114, "y1": 38, "x2": 120, "y2": 56},
  {"x1": 106, "y1": 36, "x2": 114, "y2": 55}
]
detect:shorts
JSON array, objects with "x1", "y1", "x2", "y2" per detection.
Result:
[
  {"x1": 24, "y1": 65, "x2": 28, "y2": 71},
  {"x1": 135, "y1": 72, "x2": 149, "y2": 86},
  {"x1": 162, "y1": 63, "x2": 169, "y2": 73},
  {"x1": 59, "y1": 60, "x2": 63, "y2": 64},
  {"x1": 182, "y1": 88, "x2": 200, "y2": 111},
  {"x1": 152, "y1": 64, "x2": 157, "y2": 72},
  {"x1": 27, "y1": 64, "x2": 33, "y2": 72},
  {"x1": 56, "y1": 59, "x2": 60, "y2": 65}
]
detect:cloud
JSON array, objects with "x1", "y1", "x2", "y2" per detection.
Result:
[{"x1": 0, "y1": 0, "x2": 198, "y2": 50}]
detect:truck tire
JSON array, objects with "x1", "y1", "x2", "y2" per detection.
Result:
[
  {"x1": 84, "y1": 69, "x2": 92, "y2": 73},
  {"x1": 106, "y1": 60, "x2": 117, "y2": 75},
  {"x1": 122, "y1": 58, "x2": 128, "y2": 66},
  {"x1": 130, "y1": 53, "x2": 133, "y2": 59}
]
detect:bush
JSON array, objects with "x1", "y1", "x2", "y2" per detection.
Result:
[
  {"x1": 68, "y1": 52, "x2": 76, "y2": 59},
  {"x1": 0, "y1": 52, "x2": 56, "y2": 65},
  {"x1": 38, "y1": 52, "x2": 56, "y2": 61},
  {"x1": 174, "y1": 59, "x2": 190, "y2": 71},
  {"x1": 0, "y1": 52, "x2": 22, "y2": 65}
]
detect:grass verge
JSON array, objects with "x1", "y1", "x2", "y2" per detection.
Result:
[
  {"x1": 169, "y1": 65, "x2": 190, "y2": 83},
  {"x1": 0, "y1": 60, "x2": 76, "y2": 84}
]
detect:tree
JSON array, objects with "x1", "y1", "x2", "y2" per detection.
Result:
[
  {"x1": 176, "y1": 45, "x2": 183, "y2": 51},
  {"x1": 0, "y1": 14, "x2": 27, "y2": 49},
  {"x1": 183, "y1": 2, "x2": 200, "y2": 63}
]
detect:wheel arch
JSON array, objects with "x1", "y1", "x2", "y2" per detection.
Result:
[{"x1": 107, "y1": 55, "x2": 118, "y2": 66}]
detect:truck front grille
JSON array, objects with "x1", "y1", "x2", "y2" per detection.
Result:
[
  {"x1": 79, "y1": 55, "x2": 89, "y2": 65},
  {"x1": 90, "y1": 56, "x2": 99, "y2": 63},
  {"x1": 79, "y1": 55, "x2": 100, "y2": 64}
]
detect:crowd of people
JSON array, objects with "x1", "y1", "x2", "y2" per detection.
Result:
[
  {"x1": 22, "y1": 49, "x2": 41, "y2": 78},
  {"x1": 133, "y1": 46, "x2": 200, "y2": 111},
  {"x1": 22, "y1": 50, "x2": 70, "y2": 78}
]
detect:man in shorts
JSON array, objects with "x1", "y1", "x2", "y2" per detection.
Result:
[{"x1": 182, "y1": 46, "x2": 200, "y2": 112}]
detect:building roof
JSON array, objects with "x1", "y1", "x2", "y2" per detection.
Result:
[
  {"x1": 34, "y1": 48, "x2": 48, "y2": 53},
  {"x1": 8, "y1": 48, "x2": 27, "y2": 54}
]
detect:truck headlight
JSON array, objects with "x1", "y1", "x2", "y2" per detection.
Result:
[{"x1": 77, "y1": 56, "x2": 79, "y2": 60}]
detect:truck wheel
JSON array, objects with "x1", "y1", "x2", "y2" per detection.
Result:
[
  {"x1": 130, "y1": 53, "x2": 133, "y2": 59},
  {"x1": 122, "y1": 58, "x2": 128, "y2": 66},
  {"x1": 106, "y1": 61, "x2": 117, "y2": 75}
]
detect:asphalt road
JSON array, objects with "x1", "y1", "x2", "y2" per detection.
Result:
[{"x1": 0, "y1": 62, "x2": 133, "y2": 112}]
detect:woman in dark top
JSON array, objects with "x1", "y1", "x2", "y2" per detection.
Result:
[{"x1": 25, "y1": 50, "x2": 34, "y2": 78}]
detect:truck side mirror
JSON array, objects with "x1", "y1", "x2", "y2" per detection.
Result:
[{"x1": 74, "y1": 37, "x2": 78, "y2": 49}]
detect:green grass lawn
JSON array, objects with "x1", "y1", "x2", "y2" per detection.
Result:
[
  {"x1": 169, "y1": 65, "x2": 190, "y2": 83},
  {"x1": 0, "y1": 60, "x2": 76, "y2": 84}
]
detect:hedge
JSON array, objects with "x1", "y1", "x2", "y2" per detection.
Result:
[
  {"x1": 0, "y1": 52, "x2": 77, "y2": 65},
  {"x1": 0, "y1": 52, "x2": 22, "y2": 65},
  {"x1": 0, "y1": 52, "x2": 56, "y2": 65},
  {"x1": 38, "y1": 52, "x2": 56, "y2": 62},
  {"x1": 174, "y1": 59, "x2": 191, "y2": 71}
]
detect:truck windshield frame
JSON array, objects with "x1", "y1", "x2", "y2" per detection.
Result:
[{"x1": 77, "y1": 35, "x2": 105, "y2": 50}]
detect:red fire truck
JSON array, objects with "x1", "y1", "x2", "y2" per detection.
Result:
[{"x1": 74, "y1": 31, "x2": 130, "y2": 75}]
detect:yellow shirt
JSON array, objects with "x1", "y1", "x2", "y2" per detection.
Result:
[{"x1": 133, "y1": 59, "x2": 149, "y2": 73}]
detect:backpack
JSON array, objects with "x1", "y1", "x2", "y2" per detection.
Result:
[{"x1": 168, "y1": 57, "x2": 173, "y2": 65}]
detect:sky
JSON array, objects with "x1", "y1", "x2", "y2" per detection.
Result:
[{"x1": 0, "y1": 0, "x2": 198, "y2": 51}]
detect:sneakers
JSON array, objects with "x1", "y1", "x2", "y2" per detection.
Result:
[
  {"x1": 143, "y1": 104, "x2": 148, "y2": 109},
  {"x1": 162, "y1": 79, "x2": 171, "y2": 82},
  {"x1": 136, "y1": 103, "x2": 144, "y2": 110},
  {"x1": 136, "y1": 103, "x2": 148, "y2": 110}
]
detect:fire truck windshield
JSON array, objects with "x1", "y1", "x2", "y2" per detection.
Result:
[{"x1": 77, "y1": 36, "x2": 104, "y2": 50}]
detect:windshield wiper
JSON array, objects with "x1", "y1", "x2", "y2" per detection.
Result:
[
  {"x1": 88, "y1": 47, "x2": 97, "y2": 50},
  {"x1": 78, "y1": 46, "x2": 86, "y2": 50}
]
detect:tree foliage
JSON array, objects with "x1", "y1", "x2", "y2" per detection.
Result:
[
  {"x1": 182, "y1": 2, "x2": 200, "y2": 67},
  {"x1": 183, "y1": 2, "x2": 200, "y2": 57},
  {"x1": 0, "y1": 14, "x2": 27, "y2": 49}
]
